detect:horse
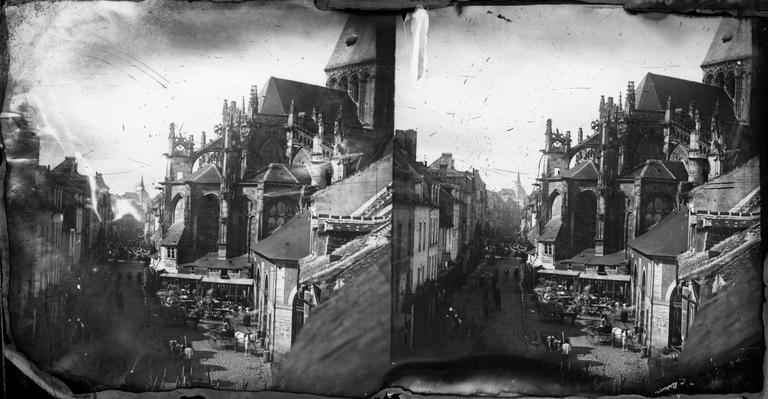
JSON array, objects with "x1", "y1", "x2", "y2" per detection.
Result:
[
  {"x1": 611, "y1": 327, "x2": 632, "y2": 350},
  {"x1": 234, "y1": 331, "x2": 257, "y2": 355},
  {"x1": 167, "y1": 339, "x2": 184, "y2": 358}
]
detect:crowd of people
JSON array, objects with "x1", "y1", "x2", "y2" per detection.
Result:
[{"x1": 104, "y1": 240, "x2": 155, "y2": 261}]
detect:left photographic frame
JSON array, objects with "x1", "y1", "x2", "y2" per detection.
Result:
[{"x1": 1, "y1": 2, "x2": 394, "y2": 397}]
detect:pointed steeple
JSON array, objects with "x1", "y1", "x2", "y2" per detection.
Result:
[
  {"x1": 287, "y1": 100, "x2": 295, "y2": 128},
  {"x1": 140, "y1": 174, "x2": 145, "y2": 189},
  {"x1": 249, "y1": 85, "x2": 259, "y2": 119},
  {"x1": 334, "y1": 104, "x2": 344, "y2": 145},
  {"x1": 626, "y1": 81, "x2": 635, "y2": 115}
]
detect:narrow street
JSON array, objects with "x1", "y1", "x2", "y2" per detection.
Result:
[
  {"x1": 435, "y1": 256, "x2": 648, "y2": 393},
  {"x1": 50, "y1": 261, "x2": 271, "y2": 392}
]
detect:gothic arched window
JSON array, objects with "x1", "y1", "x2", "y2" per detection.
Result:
[
  {"x1": 725, "y1": 72, "x2": 736, "y2": 99},
  {"x1": 264, "y1": 198, "x2": 297, "y2": 234},
  {"x1": 641, "y1": 194, "x2": 673, "y2": 232},
  {"x1": 349, "y1": 75, "x2": 359, "y2": 102},
  {"x1": 359, "y1": 75, "x2": 369, "y2": 122},
  {"x1": 704, "y1": 74, "x2": 713, "y2": 86},
  {"x1": 714, "y1": 72, "x2": 725, "y2": 89},
  {"x1": 328, "y1": 77, "x2": 337, "y2": 90},
  {"x1": 338, "y1": 76, "x2": 348, "y2": 94},
  {"x1": 549, "y1": 192, "x2": 562, "y2": 220}
]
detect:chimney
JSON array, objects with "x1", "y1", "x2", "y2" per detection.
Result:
[{"x1": 395, "y1": 130, "x2": 418, "y2": 161}]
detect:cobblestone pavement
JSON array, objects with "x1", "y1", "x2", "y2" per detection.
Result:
[
  {"x1": 438, "y1": 257, "x2": 649, "y2": 394},
  {"x1": 51, "y1": 261, "x2": 271, "y2": 392}
]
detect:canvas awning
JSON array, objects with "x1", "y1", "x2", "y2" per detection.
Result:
[
  {"x1": 536, "y1": 269, "x2": 580, "y2": 277},
  {"x1": 159, "y1": 273, "x2": 203, "y2": 281},
  {"x1": 202, "y1": 276, "x2": 254, "y2": 286},
  {"x1": 578, "y1": 273, "x2": 631, "y2": 282},
  {"x1": 559, "y1": 250, "x2": 628, "y2": 266}
]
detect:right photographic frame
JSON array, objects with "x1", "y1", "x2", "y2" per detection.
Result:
[{"x1": 391, "y1": 5, "x2": 764, "y2": 397}]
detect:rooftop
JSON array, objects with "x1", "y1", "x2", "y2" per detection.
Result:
[
  {"x1": 258, "y1": 76, "x2": 360, "y2": 128},
  {"x1": 251, "y1": 211, "x2": 311, "y2": 263},
  {"x1": 537, "y1": 216, "x2": 562, "y2": 243},
  {"x1": 181, "y1": 253, "x2": 250, "y2": 270},
  {"x1": 627, "y1": 206, "x2": 689, "y2": 258},
  {"x1": 635, "y1": 72, "x2": 735, "y2": 123},
  {"x1": 159, "y1": 222, "x2": 185, "y2": 246},
  {"x1": 701, "y1": 18, "x2": 753, "y2": 67}
]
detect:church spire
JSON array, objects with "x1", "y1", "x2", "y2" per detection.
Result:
[{"x1": 287, "y1": 100, "x2": 295, "y2": 128}]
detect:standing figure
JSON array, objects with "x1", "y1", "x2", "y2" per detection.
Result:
[
  {"x1": 494, "y1": 286, "x2": 502, "y2": 311},
  {"x1": 183, "y1": 346, "x2": 194, "y2": 369},
  {"x1": 560, "y1": 338, "x2": 572, "y2": 371}
]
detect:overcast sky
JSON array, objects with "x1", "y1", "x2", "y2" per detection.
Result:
[
  {"x1": 4, "y1": 0, "x2": 345, "y2": 195},
  {"x1": 395, "y1": 5, "x2": 722, "y2": 193}
]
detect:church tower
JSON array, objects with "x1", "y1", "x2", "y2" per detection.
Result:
[
  {"x1": 701, "y1": 18, "x2": 756, "y2": 126},
  {"x1": 324, "y1": 14, "x2": 395, "y2": 136},
  {"x1": 165, "y1": 122, "x2": 192, "y2": 182},
  {"x1": 541, "y1": 118, "x2": 570, "y2": 179}
]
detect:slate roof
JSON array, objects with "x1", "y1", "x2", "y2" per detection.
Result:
[
  {"x1": 300, "y1": 222, "x2": 390, "y2": 285},
  {"x1": 701, "y1": 18, "x2": 753, "y2": 67},
  {"x1": 627, "y1": 206, "x2": 689, "y2": 258},
  {"x1": 537, "y1": 217, "x2": 562, "y2": 242},
  {"x1": 561, "y1": 161, "x2": 599, "y2": 180},
  {"x1": 312, "y1": 153, "x2": 392, "y2": 216},
  {"x1": 634, "y1": 73, "x2": 735, "y2": 123},
  {"x1": 246, "y1": 163, "x2": 312, "y2": 185},
  {"x1": 258, "y1": 77, "x2": 361, "y2": 127},
  {"x1": 688, "y1": 156, "x2": 760, "y2": 212},
  {"x1": 251, "y1": 211, "x2": 310, "y2": 263},
  {"x1": 628, "y1": 159, "x2": 688, "y2": 181},
  {"x1": 160, "y1": 222, "x2": 185, "y2": 246},
  {"x1": 181, "y1": 253, "x2": 250, "y2": 270},
  {"x1": 676, "y1": 224, "x2": 762, "y2": 371},
  {"x1": 176, "y1": 164, "x2": 222, "y2": 184},
  {"x1": 274, "y1": 238, "x2": 390, "y2": 398},
  {"x1": 325, "y1": 15, "x2": 380, "y2": 71},
  {"x1": 679, "y1": 222, "x2": 760, "y2": 280}
]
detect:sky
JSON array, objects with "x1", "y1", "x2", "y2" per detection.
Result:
[
  {"x1": 4, "y1": 0, "x2": 346, "y2": 195},
  {"x1": 394, "y1": 5, "x2": 722, "y2": 194}
]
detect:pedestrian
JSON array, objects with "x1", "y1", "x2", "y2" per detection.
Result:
[
  {"x1": 504, "y1": 268, "x2": 509, "y2": 280},
  {"x1": 482, "y1": 292, "x2": 491, "y2": 318},
  {"x1": 560, "y1": 338, "x2": 572, "y2": 371},
  {"x1": 183, "y1": 345, "x2": 194, "y2": 369},
  {"x1": 620, "y1": 303, "x2": 629, "y2": 323},
  {"x1": 494, "y1": 286, "x2": 502, "y2": 311},
  {"x1": 243, "y1": 308, "x2": 252, "y2": 326}
]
